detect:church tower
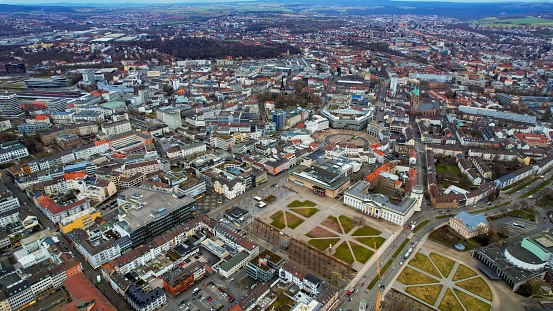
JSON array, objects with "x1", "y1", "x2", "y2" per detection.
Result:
[{"x1": 410, "y1": 86, "x2": 420, "y2": 116}]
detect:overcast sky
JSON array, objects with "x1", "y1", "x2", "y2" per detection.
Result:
[{"x1": 1, "y1": 0, "x2": 552, "y2": 4}]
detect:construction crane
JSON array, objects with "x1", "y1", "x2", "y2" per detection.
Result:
[{"x1": 375, "y1": 242, "x2": 382, "y2": 311}]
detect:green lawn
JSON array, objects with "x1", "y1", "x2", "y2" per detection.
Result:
[
  {"x1": 397, "y1": 267, "x2": 440, "y2": 285},
  {"x1": 429, "y1": 226, "x2": 486, "y2": 251},
  {"x1": 430, "y1": 253, "x2": 455, "y2": 278},
  {"x1": 351, "y1": 225, "x2": 381, "y2": 236},
  {"x1": 456, "y1": 277, "x2": 492, "y2": 301},
  {"x1": 521, "y1": 176, "x2": 553, "y2": 198},
  {"x1": 473, "y1": 17, "x2": 553, "y2": 27},
  {"x1": 438, "y1": 288, "x2": 464, "y2": 311},
  {"x1": 326, "y1": 216, "x2": 342, "y2": 233},
  {"x1": 350, "y1": 242, "x2": 374, "y2": 263},
  {"x1": 285, "y1": 212, "x2": 305, "y2": 229},
  {"x1": 435, "y1": 161, "x2": 472, "y2": 187},
  {"x1": 454, "y1": 289, "x2": 491, "y2": 311},
  {"x1": 504, "y1": 209, "x2": 535, "y2": 221},
  {"x1": 308, "y1": 238, "x2": 340, "y2": 251},
  {"x1": 333, "y1": 242, "x2": 354, "y2": 264},
  {"x1": 413, "y1": 219, "x2": 430, "y2": 233},
  {"x1": 537, "y1": 192, "x2": 553, "y2": 208},
  {"x1": 409, "y1": 253, "x2": 440, "y2": 278},
  {"x1": 338, "y1": 215, "x2": 356, "y2": 233},
  {"x1": 287, "y1": 200, "x2": 317, "y2": 208},
  {"x1": 406, "y1": 284, "x2": 443, "y2": 305},
  {"x1": 270, "y1": 290, "x2": 296, "y2": 311},
  {"x1": 452, "y1": 264, "x2": 477, "y2": 281},
  {"x1": 392, "y1": 239, "x2": 409, "y2": 258},
  {"x1": 290, "y1": 208, "x2": 319, "y2": 218},
  {"x1": 505, "y1": 177, "x2": 537, "y2": 194},
  {"x1": 270, "y1": 211, "x2": 286, "y2": 229},
  {"x1": 475, "y1": 201, "x2": 510, "y2": 213},
  {"x1": 355, "y1": 237, "x2": 386, "y2": 249},
  {"x1": 436, "y1": 162, "x2": 461, "y2": 178}
]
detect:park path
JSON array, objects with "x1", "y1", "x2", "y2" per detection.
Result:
[
  {"x1": 393, "y1": 249, "x2": 494, "y2": 311},
  {"x1": 286, "y1": 206, "x2": 386, "y2": 266}
]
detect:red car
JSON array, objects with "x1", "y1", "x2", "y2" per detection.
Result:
[
  {"x1": 208, "y1": 298, "x2": 213, "y2": 302},
  {"x1": 227, "y1": 297, "x2": 232, "y2": 301}
]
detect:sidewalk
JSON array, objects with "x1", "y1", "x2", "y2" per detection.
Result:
[{"x1": 393, "y1": 240, "x2": 523, "y2": 311}]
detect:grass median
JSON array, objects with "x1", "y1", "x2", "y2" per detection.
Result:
[
  {"x1": 392, "y1": 239, "x2": 409, "y2": 259},
  {"x1": 520, "y1": 176, "x2": 553, "y2": 198},
  {"x1": 368, "y1": 260, "x2": 393, "y2": 290},
  {"x1": 413, "y1": 219, "x2": 430, "y2": 233}
]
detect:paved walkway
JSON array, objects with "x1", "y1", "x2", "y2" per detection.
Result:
[
  {"x1": 393, "y1": 241, "x2": 523, "y2": 311},
  {"x1": 260, "y1": 181, "x2": 398, "y2": 270}
]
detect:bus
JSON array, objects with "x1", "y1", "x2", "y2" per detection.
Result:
[
  {"x1": 262, "y1": 195, "x2": 276, "y2": 205},
  {"x1": 254, "y1": 196, "x2": 262, "y2": 202}
]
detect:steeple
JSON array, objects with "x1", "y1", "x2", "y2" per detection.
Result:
[
  {"x1": 410, "y1": 86, "x2": 421, "y2": 116},
  {"x1": 412, "y1": 86, "x2": 420, "y2": 97}
]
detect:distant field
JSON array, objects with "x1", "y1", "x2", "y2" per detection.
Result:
[
  {"x1": 164, "y1": 20, "x2": 197, "y2": 25},
  {"x1": 472, "y1": 17, "x2": 553, "y2": 27}
]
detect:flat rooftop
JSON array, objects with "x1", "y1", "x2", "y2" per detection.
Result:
[
  {"x1": 346, "y1": 181, "x2": 414, "y2": 215},
  {"x1": 477, "y1": 246, "x2": 545, "y2": 284},
  {"x1": 118, "y1": 188, "x2": 195, "y2": 230}
]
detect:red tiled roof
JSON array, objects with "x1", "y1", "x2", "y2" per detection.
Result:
[
  {"x1": 60, "y1": 273, "x2": 117, "y2": 311},
  {"x1": 64, "y1": 171, "x2": 87, "y2": 180},
  {"x1": 36, "y1": 196, "x2": 87, "y2": 215}
]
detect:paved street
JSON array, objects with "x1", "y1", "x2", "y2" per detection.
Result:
[
  {"x1": 337, "y1": 165, "x2": 553, "y2": 311},
  {"x1": 0, "y1": 172, "x2": 132, "y2": 310}
]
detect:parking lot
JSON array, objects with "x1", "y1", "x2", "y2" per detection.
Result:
[
  {"x1": 167, "y1": 274, "x2": 243, "y2": 311},
  {"x1": 491, "y1": 217, "x2": 537, "y2": 236}
]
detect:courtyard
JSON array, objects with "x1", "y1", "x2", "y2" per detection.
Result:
[{"x1": 259, "y1": 182, "x2": 394, "y2": 270}]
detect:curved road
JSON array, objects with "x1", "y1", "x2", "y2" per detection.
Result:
[{"x1": 337, "y1": 170, "x2": 553, "y2": 311}]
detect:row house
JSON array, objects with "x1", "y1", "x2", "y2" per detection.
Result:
[
  {"x1": 468, "y1": 149, "x2": 517, "y2": 162},
  {"x1": 425, "y1": 144, "x2": 464, "y2": 158},
  {"x1": 121, "y1": 160, "x2": 164, "y2": 178},
  {"x1": 0, "y1": 182, "x2": 20, "y2": 214},
  {"x1": 471, "y1": 156, "x2": 493, "y2": 179},
  {"x1": 213, "y1": 224, "x2": 259, "y2": 258},
  {"x1": 0, "y1": 144, "x2": 29, "y2": 164},
  {"x1": 102, "y1": 120, "x2": 132, "y2": 137},
  {"x1": 40, "y1": 123, "x2": 99, "y2": 145},
  {"x1": 70, "y1": 228, "x2": 122, "y2": 269},
  {"x1": 104, "y1": 216, "x2": 210, "y2": 275},
  {"x1": 494, "y1": 165, "x2": 534, "y2": 189},
  {"x1": 23, "y1": 141, "x2": 109, "y2": 174}
]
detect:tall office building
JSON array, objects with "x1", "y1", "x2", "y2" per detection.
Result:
[
  {"x1": 114, "y1": 188, "x2": 197, "y2": 248},
  {"x1": 390, "y1": 74, "x2": 398, "y2": 96},
  {"x1": 272, "y1": 110, "x2": 286, "y2": 131},
  {"x1": 0, "y1": 92, "x2": 24, "y2": 119},
  {"x1": 46, "y1": 98, "x2": 69, "y2": 112}
]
